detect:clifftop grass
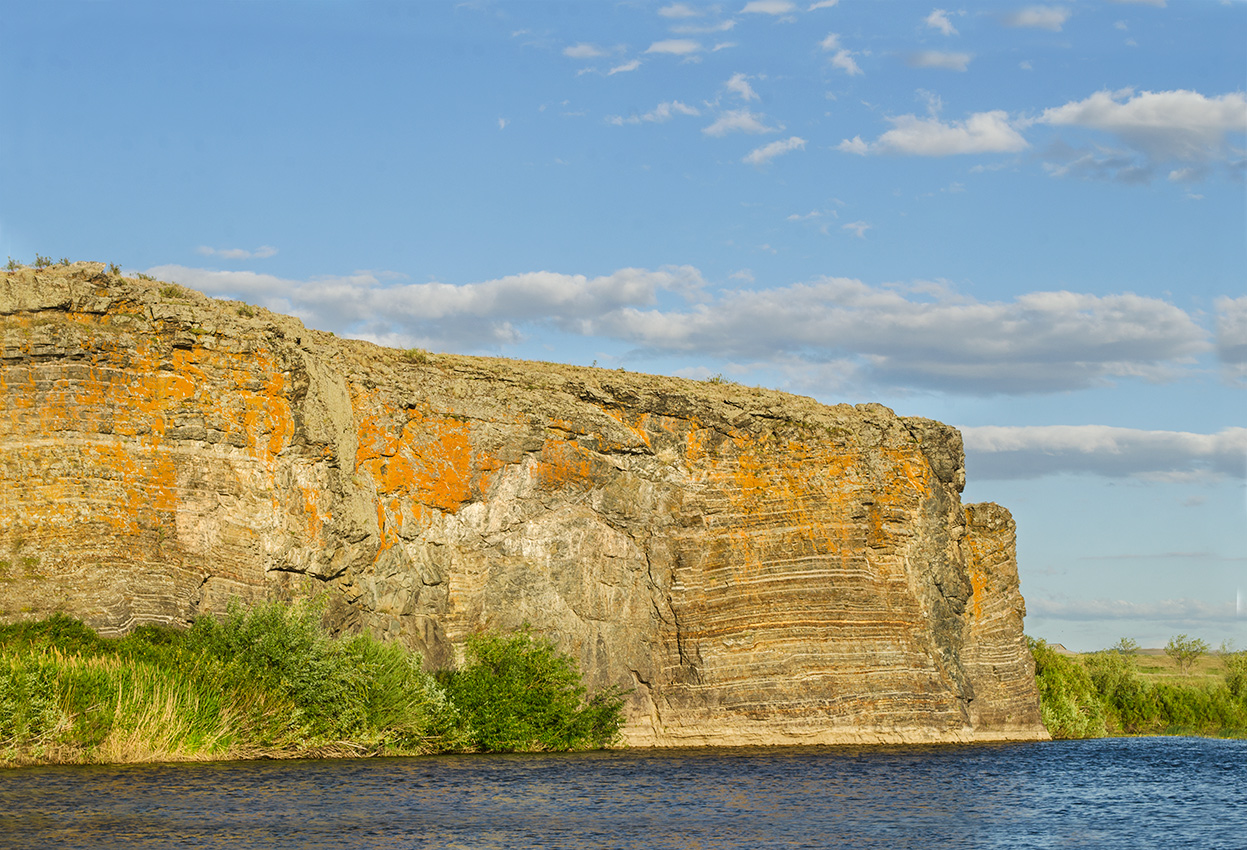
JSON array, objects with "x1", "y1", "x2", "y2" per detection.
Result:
[{"x1": 0, "y1": 603, "x2": 625, "y2": 766}]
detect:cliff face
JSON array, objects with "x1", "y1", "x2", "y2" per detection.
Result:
[{"x1": 0, "y1": 263, "x2": 1045, "y2": 744}]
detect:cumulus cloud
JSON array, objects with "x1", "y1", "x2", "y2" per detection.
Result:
[
  {"x1": 608, "y1": 59, "x2": 641, "y2": 75},
  {"x1": 1040, "y1": 89, "x2": 1247, "y2": 164},
  {"x1": 148, "y1": 266, "x2": 1212, "y2": 397},
  {"x1": 841, "y1": 221, "x2": 871, "y2": 238},
  {"x1": 196, "y1": 245, "x2": 278, "y2": 260},
  {"x1": 742, "y1": 136, "x2": 806, "y2": 165},
  {"x1": 563, "y1": 43, "x2": 607, "y2": 59},
  {"x1": 726, "y1": 72, "x2": 759, "y2": 101},
  {"x1": 1003, "y1": 5, "x2": 1070, "y2": 31},
  {"x1": 820, "y1": 32, "x2": 863, "y2": 75},
  {"x1": 925, "y1": 9, "x2": 958, "y2": 36},
  {"x1": 702, "y1": 108, "x2": 781, "y2": 136},
  {"x1": 840, "y1": 110, "x2": 1027, "y2": 155},
  {"x1": 907, "y1": 51, "x2": 972, "y2": 71},
  {"x1": 1216, "y1": 295, "x2": 1247, "y2": 385},
  {"x1": 147, "y1": 264, "x2": 707, "y2": 351},
  {"x1": 646, "y1": 39, "x2": 703, "y2": 55},
  {"x1": 598, "y1": 282, "x2": 1208, "y2": 394},
  {"x1": 608, "y1": 101, "x2": 701, "y2": 125},
  {"x1": 673, "y1": 20, "x2": 737, "y2": 34},
  {"x1": 659, "y1": 2, "x2": 701, "y2": 17},
  {"x1": 962, "y1": 425, "x2": 1247, "y2": 480},
  {"x1": 1029, "y1": 596, "x2": 1238, "y2": 624},
  {"x1": 809, "y1": 0, "x2": 839, "y2": 9},
  {"x1": 741, "y1": 0, "x2": 797, "y2": 14}
]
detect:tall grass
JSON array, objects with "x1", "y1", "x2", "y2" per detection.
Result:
[
  {"x1": 1029, "y1": 637, "x2": 1247, "y2": 740},
  {"x1": 1, "y1": 603, "x2": 624, "y2": 766}
]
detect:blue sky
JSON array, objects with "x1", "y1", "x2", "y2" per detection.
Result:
[{"x1": 3, "y1": 0, "x2": 1244, "y2": 651}]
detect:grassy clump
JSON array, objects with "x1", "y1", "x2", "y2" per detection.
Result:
[
  {"x1": 0, "y1": 604, "x2": 625, "y2": 766},
  {"x1": 1030, "y1": 637, "x2": 1247, "y2": 740}
]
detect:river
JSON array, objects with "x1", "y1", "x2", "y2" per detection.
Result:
[{"x1": 1, "y1": 737, "x2": 1242, "y2": 848}]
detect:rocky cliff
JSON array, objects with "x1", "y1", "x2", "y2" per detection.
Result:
[{"x1": 0, "y1": 263, "x2": 1045, "y2": 744}]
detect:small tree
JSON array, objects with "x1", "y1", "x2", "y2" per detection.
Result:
[
  {"x1": 1164, "y1": 634, "x2": 1209, "y2": 676},
  {"x1": 1110, "y1": 637, "x2": 1139, "y2": 655}
]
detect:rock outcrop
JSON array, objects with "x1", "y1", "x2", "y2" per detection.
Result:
[{"x1": 0, "y1": 263, "x2": 1046, "y2": 744}]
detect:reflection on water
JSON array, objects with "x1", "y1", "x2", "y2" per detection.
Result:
[{"x1": 1, "y1": 737, "x2": 1243, "y2": 849}]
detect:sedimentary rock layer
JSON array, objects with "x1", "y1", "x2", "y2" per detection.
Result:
[{"x1": 0, "y1": 263, "x2": 1046, "y2": 744}]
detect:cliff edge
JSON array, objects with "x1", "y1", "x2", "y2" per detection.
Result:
[{"x1": 0, "y1": 263, "x2": 1046, "y2": 744}]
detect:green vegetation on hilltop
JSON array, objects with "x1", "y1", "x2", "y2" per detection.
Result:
[
  {"x1": 0, "y1": 602, "x2": 626, "y2": 766},
  {"x1": 1029, "y1": 637, "x2": 1247, "y2": 740}
]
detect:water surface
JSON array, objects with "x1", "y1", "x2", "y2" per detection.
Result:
[{"x1": 1, "y1": 737, "x2": 1242, "y2": 849}]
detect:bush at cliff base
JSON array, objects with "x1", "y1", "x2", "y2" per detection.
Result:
[
  {"x1": 1028, "y1": 637, "x2": 1247, "y2": 739},
  {"x1": 437, "y1": 629, "x2": 628, "y2": 752},
  {"x1": 0, "y1": 605, "x2": 624, "y2": 765}
]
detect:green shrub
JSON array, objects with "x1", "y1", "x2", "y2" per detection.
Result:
[
  {"x1": 1224, "y1": 651, "x2": 1247, "y2": 699},
  {"x1": 1029, "y1": 637, "x2": 1107, "y2": 739},
  {"x1": 0, "y1": 607, "x2": 625, "y2": 764},
  {"x1": 439, "y1": 628, "x2": 627, "y2": 752}
]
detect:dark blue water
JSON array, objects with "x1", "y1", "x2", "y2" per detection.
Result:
[{"x1": 0, "y1": 737, "x2": 1242, "y2": 849}]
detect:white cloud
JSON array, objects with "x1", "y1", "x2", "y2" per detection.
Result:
[
  {"x1": 673, "y1": 20, "x2": 737, "y2": 34},
  {"x1": 820, "y1": 32, "x2": 863, "y2": 75},
  {"x1": 741, "y1": 0, "x2": 797, "y2": 14},
  {"x1": 1040, "y1": 89, "x2": 1247, "y2": 164},
  {"x1": 608, "y1": 59, "x2": 641, "y2": 75},
  {"x1": 1029, "y1": 596, "x2": 1238, "y2": 624},
  {"x1": 563, "y1": 43, "x2": 606, "y2": 59},
  {"x1": 702, "y1": 108, "x2": 781, "y2": 136},
  {"x1": 148, "y1": 266, "x2": 1214, "y2": 398},
  {"x1": 611, "y1": 101, "x2": 701, "y2": 125},
  {"x1": 842, "y1": 110, "x2": 1027, "y2": 156},
  {"x1": 830, "y1": 49, "x2": 862, "y2": 76},
  {"x1": 1108, "y1": 0, "x2": 1165, "y2": 6},
  {"x1": 646, "y1": 39, "x2": 703, "y2": 55},
  {"x1": 1216, "y1": 295, "x2": 1247, "y2": 385},
  {"x1": 1003, "y1": 5, "x2": 1071, "y2": 31},
  {"x1": 726, "y1": 72, "x2": 759, "y2": 101},
  {"x1": 147, "y1": 264, "x2": 707, "y2": 352},
  {"x1": 809, "y1": 0, "x2": 839, "y2": 9},
  {"x1": 712, "y1": 42, "x2": 738, "y2": 51},
  {"x1": 925, "y1": 9, "x2": 958, "y2": 36},
  {"x1": 841, "y1": 221, "x2": 871, "y2": 238},
  {"x1": 962, "y1": 425, "x2": 1247, "y2": 480},
  {"x1": 742, "y1": 136, "x2": 806, "y2": 165},
  {"x1": 196, "y1": 245, "x2": 278, "y2": 260},
  {"x1": 659, "y1": 2, "x2": 701, "y2": 17},
  {"x1": 837, "y1": 135, "x2": 869, "y2": 155},
  {"x1": 908, "y1": 51, "x2": 972, "y2": 71},
  {"x1": 497, "y1": 117, "x2": 508, "y2": 130}
]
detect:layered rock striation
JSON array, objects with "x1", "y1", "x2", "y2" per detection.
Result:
[{"x1": 0, "y1": 263, "x2": 1046, "y2": 744}]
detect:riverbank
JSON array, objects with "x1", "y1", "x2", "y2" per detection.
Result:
[
  {"x1": 0, "y1": 605, "x2": 625, "y2": 767},
  {"x1": 1029, "y1": 637, "x2": 1247, "y2": 739}
]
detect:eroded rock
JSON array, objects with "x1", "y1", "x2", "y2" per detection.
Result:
[{"x1": 0, "y1": 263, "x2": 1046, "y2": 744}]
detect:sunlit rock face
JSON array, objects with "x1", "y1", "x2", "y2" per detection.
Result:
[{"x1": 0, "y1": 263, "x2": 1046, "y2": 745}]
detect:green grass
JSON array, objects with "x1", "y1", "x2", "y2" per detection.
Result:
[
  {"x1": 1029, "y1": 637, "x2": 1247, "y2": 740},
  {"x1": 0, "y1": 603, "x2": 625, "y2": 766}
]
